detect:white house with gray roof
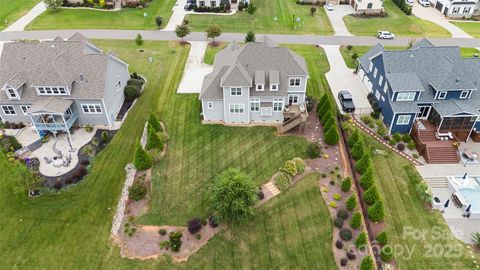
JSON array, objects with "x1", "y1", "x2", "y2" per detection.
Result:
[
  {"x1": 199, "y1": 40, "x2": 309, "y2": 131},
  {"x1": 0, "y1": 33, "x2": 130, "y2": 141}
]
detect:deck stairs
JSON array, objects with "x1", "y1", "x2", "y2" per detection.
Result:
[
  {"x1": 415, "y1": 121, "x2": 460, "y2": 164},
  {"x1": 426, "y1": 177, "x2": 449, "y2": 188}
]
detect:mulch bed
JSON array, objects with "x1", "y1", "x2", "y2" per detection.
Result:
[{"x1": 116, "y1": 99, "x2": 135, "y2": 121}]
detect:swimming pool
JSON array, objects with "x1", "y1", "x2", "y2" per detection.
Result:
[
  {"x1": 448, "y1": 176, "x2": 480, "y2": 218},
  {"x1": 458, "y1": 187, "x2": 480, "y2": 213}
]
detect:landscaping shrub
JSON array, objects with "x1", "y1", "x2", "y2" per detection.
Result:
[
  {"x1": 333, "y1": 193, "x2": 342, "y2": 201},
  {"x1": 360, "y1": 115, "x2": 374, "y2": 126},
  {"x1": 85, "y1": 124, "x2": 93, "y2": 132},
  {"x1": 146, "y1": 126, "x2": 164, "y2": 150},
  {"x1": 329, "y1": 201, "x2": 337, "y2": 208},
  {"x1": 341, "y1": 177, "x2": 352, "y2": 192},
  {"x1": 280, "y1": 160, "x2": 298, "y2": 177},
  {"x1": 367, "y1": 199, "x2": 385, "y2": 222},
  {"x1": 360, "y1": 256, "x2": 374, "y2": 270},
  {"x1": 324, "y1": 126, "x2": 339, "y2": 145},
  {"x1": 101, "y1": 131, "x2": 109, "y2": 142},
  {"x1": 318, "y1": 99, "x2": 332, "y2": 118},
  {"x1": 347, "y1": 128, "x2": 360, "y2": 148},
  {"x1": 376, "y1": 231, "x2": 388, "y2": 245},
  {"x1": 329, "y1": 180, "x2": 335, "y2": 185},
  {"x1": 413, "y1": 153, "x2": 419, "y2": 159},
  {"x1": 340, "y1": 257, "x2": 348, "y2": 267},
  {"x1": 274, "y1": 173, "x2": 291, "y2": 191},
  {"x1": 351, "y1": 136, "x2": 365, "y2": 160},
  {"x1": 187, "y1": 218, "x2": 202, "y2": 234},
  {"x1": 168, "y1": 231, "x2": 183, "y2": 252},
  {"x1": 346, "y1": 195, "x2": 357, "y2": 211},
  {"x1": 356, "y1": 154, "x2": 372, "y2": 174},
  {"x1": 306, "y1": 142, "x2": 321, "y2": 158},
  {"x1": 124, "y1": 84, "x2": 141, "y2": 102},
  {"x1": 334, "y1": 217, "x2": 344, "y2": 229},
  {"x1": 392, "y1": 0, "x2": 412, "y2": 14},
  {"x1": 339, "y1": 228, "x2": 353, "y2": 241},
  {"x1": 208, "y1": 215, "x2": 219, "y2": 228},
  {"x1": 350, "y1": 211, "x2": 362, "y2": 229},
  {"x1": 323, "y1": 115, "x2": 335, "y2": 130},
  {"x1": 402, "y1": 134, "x2": 412, "y2": 143},
  {"x1": 159, "y1": 229, "x2": 167, "y2": 236},
  {"x1": 337, "y1": 209, "x2": 349, "y2": 220},
  {"x1": 148, "y1": 113, "x2": 162, "y2": 132},
  {"x1": 381, "y1": 246, "x2": 394, "y2": 262},
  {"x1": 128, "y1": 180, "x2": 147, "y2": 201},
  {"x1": 377, "y1": 124, "x2": 387, "y2": 136},
  {"x1": 392, "y1": 132, "x2": 402, "y2": 143},
  {"x1": 347, "y1": 250, "x2": 356, "y2": 260},
  {"x1": 355, "y1": 232, "x2": 367, "y2": 250},
  {"x1": 335, "y1": 239, "x2": 344, "y2": 249},
  {"x1": 363, "y1": 185, "x2": 380, "y2": 205},
  {"x1": 359, "y1": 167, "x2": 374, "y2": 189},
  {"x1": 133, "y1": 143, "x2": 153, "y2": 170},
  {"x1": 397, "y1": 142, "x2": 406, "y2": 151},
  {"x1": 292, "y1": 158, "x2": 305, "y2": 173},
  {"x1": 471, "y1": 232, "x2": 480, "y2": 248},
  {"x1": 407, "y1": 140, "x2": 416, "y2": 150},
  {"x1": 321, "y1": 110, "x2": 333, "y2": 125}
]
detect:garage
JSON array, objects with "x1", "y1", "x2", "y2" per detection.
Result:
[{"x1": 435, "y1": 1, "x2": 443, "y2": 12}]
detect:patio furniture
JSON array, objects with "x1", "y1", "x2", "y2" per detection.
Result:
[
  {"x1": 53, "y1": 159, "x2": 63, "y2": 168},
  {"x1": 43, "y1": 156, "x2": 52, "y2": 164},
  {"x1": 451, "y1": 194, "x2": 463, "y2": 208},
  {"x1": 462, "y1": 150, "x2": 477, "y2": 161}
]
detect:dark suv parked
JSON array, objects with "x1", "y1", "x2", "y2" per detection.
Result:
[{"x1": 338, "y1": 90, "x2": 355, "y2": 113}]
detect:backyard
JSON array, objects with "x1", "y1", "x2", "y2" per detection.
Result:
[
  {"x1": 364, "y1": 135, "x2": 480, "y2": 269},
  {"x1": 185, "y1": 0, "x2": 334, "y2": 35},
  {"x1": 343, "y1": 0, "x2": 451, "y2": 37},
  {"x1": 26, "y1": 0, "x2": 176, "y2": 30},
  {"x1": 0, "y1": 0, "x2": 40, "y2": 30},
  {"x1": 0, "y1": 41, "x2": 338, "y2": 268},
  {"x1": 339, "y1": 45, "x2": 480, "y2": 69},
  {"x1": 451, "y1": 21, "x2": 480, "y2": 38}
]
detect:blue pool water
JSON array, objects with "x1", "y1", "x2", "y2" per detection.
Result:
[{"x1": 459, "y1": 187, "x2": 480, "y2": 212}]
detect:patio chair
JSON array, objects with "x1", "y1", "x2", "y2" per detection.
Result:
[{"x1": 43, "y1": 156, "x2": 52, "y2": 164}]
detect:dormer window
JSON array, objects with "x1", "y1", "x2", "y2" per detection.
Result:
[
  {"x1": 270, "y1": 84, "x2": 278, "y2": 91},
  {"x1": 6, "y1": 87, "x2": 19, "y2": 100},
  {"x1": 37, "y1": 86, "x2": 69, "y2": 96},
  {"x1": 437, "y1": 91, "x2": 447, "y2": 100},
  {"x1": 289, "y1": 78, "x2": 301, "y2": 87},
  {"x1": 460, "y1": 91, "x2": 469, "y2": 99},
  {"x1": 256, "y1": 84, "x2": 264, "y2": 91}
]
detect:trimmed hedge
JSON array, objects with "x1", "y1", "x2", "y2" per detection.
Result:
[
  {"x1": 356, "y1": 153, "x2": 372, "y2": 174},
  {"x1": 363, "y1": 184, "x2": 380, "y2": 205},
  {"x1": 381, "y1": 246, "x2": 394, "y2": 262},
  {"x1": 148, "y1": 113, "x2": 162, "y2": 132},
  {"x1": 351, "y1": 136, "x2": 365, "y2": 160},
  {"x1": 367, "y1": 199, "x2": 385, "y2": 222},
  {"x1": 347, "y1": 128, "x2": 360, "y2": 148},
  {"x1": 324, "y1": 126, "x2": 340, "y2": 145},
  {"x1": 359, "y1": 167, "x2": 374, "y2": 190},
  {"x1": 133, "y1": 143, "x2": 153, "y2": 170}
]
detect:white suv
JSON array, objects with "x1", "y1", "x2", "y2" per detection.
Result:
[
  {"x1": 377, "y1": 31, "x2": 395, "y2": 39},
  {"x1": 418, "y1": 0, "x2": 430, "y2": 7}
]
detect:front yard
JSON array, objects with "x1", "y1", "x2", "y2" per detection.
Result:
[
  {"x1": 0, "y1": 0, "x2": 40, "y2": 30},
  {"x1": 451, "y1": 21, "x2": 480, "y2": 38},
  {"x1": 343, "y1": 0, "x2": 451, "y2": 37},
  {"x1": 185, "y1": 0, "x2": 334, "y2": 35},
  {"x1": 26, "y1": 0, "x2": 176, "y2": 30}
]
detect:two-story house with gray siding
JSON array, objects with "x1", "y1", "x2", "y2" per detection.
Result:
[
  {"x1": 0, "y1": 33, "x2": 130, "y2": 141},
  {"x1": 199, "y1": 40, "x2": 309, "y2": 131}
]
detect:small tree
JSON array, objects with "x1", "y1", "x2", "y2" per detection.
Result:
[
  {"x1": 146, "y1": 126, "x2": 164, "y2": 150},
  {"x1": 168, "y1": 231, "x2": 183, "y2": 252},
  {"x1": 360, "y1": 256, "x2": 374, "y2": 270},
  {"x1": 148, "y1": 113, "x2": 162, "y2": 132},
  {"x1": 367, "y1": 199, "x2": 385, "y2": 222},
  {"x1": 346, "y1": 195, "x2": 357, "y2": 211},
  {"x1": 129, "y1": 180, "x2": 147, "y2": 201},
  {"x1": 45, "y1": 0, "x2": 62, "y2": 12},
  {"x1": 310, "y1": 7, "x2": 317, "y2": 16},
  {"x1": 351, "y1": 136, "x2": 365, "y2": 160},
  {"x1": 14, "y1": 164, "x2": 42, "y2": 196},
  {"x1": 155, "y1": 16, "x2": 163, "y2": 28},
  {"x1": 306, "y1": 142, "x2": 321, "y2": 158},
  {"x1": 363, "y1": 184, "x2": 380, "y2": 205},
  {"x1": 175, "y1": 24, "x2": 190, "y2": 42},
  {"x1": 187, "y1": 218, "x2": 202, "y2": 234},
  {"x1": 376, "y1": 231, "x2": 388, "y2": 245},
  {"x1": 355, "y1": 232, "x2": 367, "y2": 250},
  {"x1": 416, "y1": 182, "x2": 433, "y2": 204},
  {"x1": 381, "y1": 246, "x2": 394, "y2": 262},
  {"x1": 359, "y1": 167, "x2": 374, "y2": 189},
  {"x1": 347, "y1": 128, "x2": 360, "y2": 148},
  {"x1": 244, "y1": 30, "x2": 256, "y2": 43},
  {"x1": 279, "y1": 160, "x2": 298, "y2": 177},
  {"x1": 101, "y1": 131, "x2": 109, "y2": 142},
  {"x1": 350, "y1": 211, "x2": 362, "y2": 229},
  {"x1": 133, "y1": 143, "x2": 153, "y2": 170},
  {"x1": 246, "y1": 3, "x2": 257, "y2": 14},
  {"x1": 324, "y1": 126, "x2": 339, "y2": 145},
  {"x1": 341, "y1": 177, "x2": 352, "y2": 192},
  {"x1": 206, "y1": 24, "x2": 222, "y2": 44},
  {"x1": 356, "y1": 153, "x2": 372, "y2": 174},
  {"x1": 135, "y1": 34, "x2": 144, "y2": 46},
  {"x1": 208, "y1": 168, "x2": 258, "y2": 224}
]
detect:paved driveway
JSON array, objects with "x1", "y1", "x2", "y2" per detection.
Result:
[
  {"x1": 163, "y1": 0, "x2": 189, "y2": 31},
  {"x1": 324, "y1": 5, "x2": 353, "y2": 36},
  {"x1": 412, "y1": 3, "x2": 473, "y2": 38},
  {"x1": 323, "y1": 45, "x2": 372, "y2": 115},
  {"x1": 177, "y1": 41, "x2": 213, "y2": 94},
  {"x1": 3, "y1": 1, "x2": 46, "y2": 32}
]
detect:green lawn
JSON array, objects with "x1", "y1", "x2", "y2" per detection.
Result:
[
  {"x1": 203, "y1": 43, "x2": 228, "y2": 65},
  {"x1": 365, "y1": 135, "x2": 480, "y2": 269},
  {"x1": 340, "y1": 45, "x2": 480, "y2": 69},
  {"x1": 26, "y1": 0, "x2": 176, "y2": 30},
  {"x1": 0, "y1": 0, "x2": 40, "y2": 31},
  {"x1": 0, "y1": 41, "x2": 337, "y2": 269},
  {"x1": 343, "y1": 0, "x2": 451, "y2": 37},
  {"x1": 185, "y1": 0, "x2": 334, "y2": 35},
  {"x1": 451, "y1": 21, "x2": 480, "y2": 38}
]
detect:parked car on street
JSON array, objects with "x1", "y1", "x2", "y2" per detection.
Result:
[
  {"x1": 338, "y1": 91, "x2": 355, "y2": 113},
  {"x1": 405, "y1": 0, "x2": 414, "y2": 6},
  {"x1": 377, "y1": 30, "x2": 395, "y2": 39},
  {"x1": 326, "y1": 3, "x2": 334, "y2": 11},
  {"x1": 418, "y1": 0, "x2": 430, "y2": 7}
]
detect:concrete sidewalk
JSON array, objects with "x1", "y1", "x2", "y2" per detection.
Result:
[
  {"x1": 177, "y1": 41, "x2": 213, "y2": 94},
  {"x1": 3, "y1": 1, "x2": 47, "y2": 32},
  {"x1": 162, "y1": 0, "x2": 188, "y2": 31},
  {"x1": 323, "y1": 45, "x2": 372, "y2": 115},
  {"x1": 324, "y1": 5, "x2": 353, "y2": 37}
]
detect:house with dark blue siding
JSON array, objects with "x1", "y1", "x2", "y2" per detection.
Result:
[{"x1": 357, "y1": 39, "x2": 480, "y2": 143}]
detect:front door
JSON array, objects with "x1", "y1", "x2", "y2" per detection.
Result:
[
  {"x1": 417, "y1": 106, "x2": 431, "y2": 119},
  {"x1": 288, "y1": 94, "x2": 299, "y2": 105}
]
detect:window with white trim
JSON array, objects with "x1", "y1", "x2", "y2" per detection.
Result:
[
  {"x1": 396, "y1": 115, "x2": 411, "y2": 125},
  {"x1": 1, "y1": 105, "x2": 16, "y2": 115},
  {"x1": 229, "y1": 104, "x2": 244, "y2": 114},
  {"x1": 379, "y1": 75, "x2": 383, "y2": 86},
  {"x1": 368, "y1": 62, "x2": 373, "y2": 72},
  {"x1": 381, "y1": 95, "x2": 385, "y2": 102},
  {"x1": 383, "y1": 83, "x2": 388, "y2": 93},
  {"x1": 460, "y1": 91, "x2": 469, "y2": 99},
  {"x1": 20, "y1": 105, "x2": 30, "y2": 115},
  {"x1": 463, "y1": 7, "x2": 471, "y2": 14},
  {"x1": 437, "y1": 91, "x2": 447, "y2": 100},
  {"x1": 207, "y1": 101, "x2": 213, "y2": 109},
  {"x1": 256, "y1": 84, "x2": 264, "y2": 91},
  {"x1": 452, "y1": 7, "x2": 460, "y2": 14},
  {"x1": 373, "y1": 67, "x2": 378, "y2": 78},
  {"x1": 116, "y1": 81, "x2": 122, "y2": 92},
  {"x1": 250, "y1": 98, "x2": 260, "y2": 112},
  {"x1": 37, "y1": 86, "x2": 68, "y2": 95},
  {"x1": 273, "y1": 98, "x2": 283, "y2": 112},
  {"x1": 230, "y1": 87, "x2": 242, "y2": 96},
  {"x1": 288, "y1": 94, "x2": 299, "y2": 104},
  {"x1": 270, "y1": 84, "x2": 278, "y2": 91},
  {"x1": 6, "y1": 87, "x2": 18, "y2": 100},
  {"x1": 81, "y1": 104, "x2": 102, "y2": 114},
  {"x1": 289, "y1": 78, "x2": 301, "y2": 87},
  {"x1": 396, "y1": 92, "x2": 416, "y2": 101},
  {"x1": 375, "y1": 91, "x2": 381, "y2": 100}
]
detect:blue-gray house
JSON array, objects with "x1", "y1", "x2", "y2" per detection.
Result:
[{"x1": 358, "y1": 39, "x2": 480, "y2": 142}]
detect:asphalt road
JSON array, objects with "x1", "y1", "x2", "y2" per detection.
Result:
[{"x1": 1, "y1": 30, "x2": 479, "y2": 47}]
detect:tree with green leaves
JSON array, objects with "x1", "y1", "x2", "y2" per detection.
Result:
[
  {"x1": 351, "y1": 135, "x2": 365, "y2": 160},
  {"x1": 341, "y1": 177, "x2": 352, "y2": 192},
  {"x1": 45, "y1": 0, "x2": 62, "y2": 12},
  {"x1": 246, "y1": 3, "x2": 257, "y2": 14},
  {"x1": 347, "y1": 128, "x2": 360, "y2": 148},
  {"x1": 155, "y1": 16, "x2": 163, "y2": 28},
  {"x1": 208, "y1": 168, "x2": 258, "y2": 224},
  {"x1": 133, "y1": 143, "x2": 153, "y2": 170},
  {"x1": 146, "y1": 126, "x2": 164, "y2": 151},
  {"x1": 360, "y1": 256, "x2": 374, "y2": 270},
  {"x1": 356, "y1": 153, "x2": 372, "y2": 174},
  {"x1": 363, "y1": 184, "x2": 380, "y2": 205},
  {"x1": 206, "y1": 24, "x2": 222, "y2": 43},
  {"x1": 175, "y1": 24, "x2": 190, "y2": 42},
  {"x1": 367, "y1": 199, "x2": 385, "y2": 222},
  {"x1": 324, "y1": 126, "x2": 339, "y2": 145},
  {"x1": 350, "y1": 211, "x2": 362, "y2": 229},
  {"x1": 355, "y1": 232, "x2": 367, "y2": 250},
  {"x1": 14, "y1": 164, "x2": 42, "y2": 196},
  {"x1": 310, "y1": 7, "x2": 317, "y2": 16},
  {"x1": 346, "y1": 195, "x2": 357, "y2": 211},
  {"x1": 148, "y1": 113, "x2": 162, "y2": 132},
  {"x1": 135, "y1": 34, "x2": 144, "y2": 46},
  {"x1": 244, "y1": 30, "x2": 256, "y2": 43}
]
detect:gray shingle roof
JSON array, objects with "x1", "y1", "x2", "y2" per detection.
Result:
[
  {"x1": 28, "y1": 97, "x2": 73, "y2": 114},
  {"x1": 255, "y1": 70, "x2": 265, "y2": 85},
  {"x1": 385, "y1": 73, "x2": 424, "y2": 92},
  {"x1": 358, "y1": 43, "x2": 384, "y2": 70},
  {"x1": 200, "y1": 41, "x2": 308, "y2": 100},
  {"x1": 0, "y1": 33, "x2": 116, "y2": 104}
]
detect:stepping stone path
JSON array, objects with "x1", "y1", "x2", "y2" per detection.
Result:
[
  {"x1": 351, "y1": 117, "x2": 423, "y2": 166},
  {"x1": 264, "y1": 181, "x2": 280, "y2": 197}
]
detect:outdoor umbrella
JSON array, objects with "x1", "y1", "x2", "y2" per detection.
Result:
[
  {"x1": 444, "y1": 200, "x2": 450, "y2": 208},
  {"x1": 466, "y1": 204, "x2": 472, "y2": 212}
]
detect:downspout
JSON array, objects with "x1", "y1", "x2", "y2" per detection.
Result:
[{"x1": 101, "y1": 99, "x2": 112, "y2": 128}]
